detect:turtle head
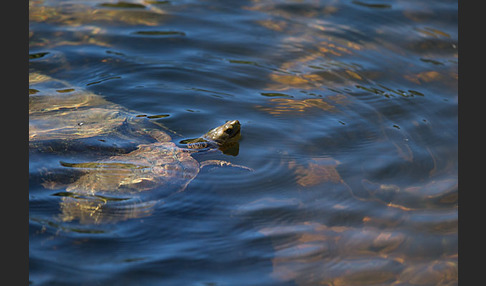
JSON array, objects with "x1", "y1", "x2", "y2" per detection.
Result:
[
  {"x1": 180, "y1": 120, "x2": 241, "y2": 155},
  {"x1": 203, "y1": 120, "x2": 241, "y2": 145}
]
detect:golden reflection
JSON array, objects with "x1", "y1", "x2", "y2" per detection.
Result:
[
  {"x1": 256, "y1": 19, "x2": 287, "y2": 32},
  {"x1": 397, "y1": 260, "x2": 458, "y2": 285},
  {"x1": 244, "y1": 0, "x2": 339, "y2": 19},
  {"x1": 402, "y1": 4, "x2": 436, "y2": 23},
  {"x1": 256, "y1": 94, "x2": 349, "y2": 115},
  {"x1": 260, "y1": 222, "x2": 394, "y2": 285},
  {"x1": 265, "y1": 40, "x2": 364, "y2": 90},
  {"x1": 289, "y1": 157, "x2": 343, "y2": 187},
  {"x1": 404, "y1": 70, "x2": 442, "y2": 84},
  {"x1": 355, "y1": 177, "x2": 458, "y2": 211},
  {"x1": 29, "y1": 0, "x2": 169, "y2": 49},
  {"x1": 268, "y1": 74, "x2": 313, "y2": 89},
  {"x1": 414, "y1": 27, "x2": 451, "y2": 38},
  {"x1": 318, "y1": 41, "x2": 354, "y2": 57},
  {"x1": 29, "y1": 0, "x2": 167, "y2": 26},
  {"x1": 244, "y1": 0, "x2": 370, "y2": 92},
  {"x1": 258, "y1": 220, "x2": 457, "y2": 285},
  {"x1": 345, "y1": 69, "x2": 363, "y2": 80},
  {"x1": 256, "y1": 98, "x2": 334, "y2": 115}
]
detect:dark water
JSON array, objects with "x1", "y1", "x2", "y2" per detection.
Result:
[{"x1": 29, "y1": 0, "x2": 458, "y2": 285}]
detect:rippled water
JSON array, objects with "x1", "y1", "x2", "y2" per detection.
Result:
[{"x1": 29, "y1": 0, "x2": 458, "y2": 285}]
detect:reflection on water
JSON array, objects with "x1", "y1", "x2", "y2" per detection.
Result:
[{"x1": 30, "y1": 0, "x2": 457, "y2": 285}]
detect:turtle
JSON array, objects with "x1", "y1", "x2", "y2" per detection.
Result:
[
  {"x1": 57, "y1": 119, "x2": 243, "y2": 194},
  {"x1": 29, "y1": 73, "x2": 249, "y2": 224},
  {"x1": 51, "y1": 119, "x2": 246, "y2": 224}
]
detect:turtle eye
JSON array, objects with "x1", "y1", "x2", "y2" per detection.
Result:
[{"x1": 225, "y1": 128, "x2": 233, "y2": 135}]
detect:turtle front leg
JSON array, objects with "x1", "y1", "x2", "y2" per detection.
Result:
[{"x1": 199, "y1": 160, "x2": 253, "y2": 171}]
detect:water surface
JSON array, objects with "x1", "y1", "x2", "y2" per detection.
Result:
[{"x1": 29, "y1": 0, "x2": 458, "y2": 285}]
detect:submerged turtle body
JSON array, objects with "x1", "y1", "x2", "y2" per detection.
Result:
[
  {"x1": 29, "y1": 73, "x2": 245, "y2": 224},
  {"x1": 63, "y1": 120, "x2": 242, "y2": 196},
  {"x1": 55, "y1": 120, "x2": 242, "y2": 224},
  {"x1": 63, "y1": 142, "x2": 197, "y2": 195}
]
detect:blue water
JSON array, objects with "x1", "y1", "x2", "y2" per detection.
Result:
[{"x1": 30, "y1": 0, "x2": 457, "y2": 285}]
